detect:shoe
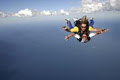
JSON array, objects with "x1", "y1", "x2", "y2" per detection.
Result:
[
  {"x1": 90, "y1": 17, "x2": 93, "y2": 20},
  {"x1": 73, "y1": 18, "x2": 78, "y2": 22},
  {"x1": 64, "y1": 18, "x2": 69, "y2": 23}
]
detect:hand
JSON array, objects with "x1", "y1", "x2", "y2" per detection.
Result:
[
  {"x1": 62, "y1": 26, "x2": 68, "y2": 31},
  {"x1": 65, "y1": 36, "x2": 69, "y2": 41},
  {"x1": 101, "y1": 29, "x2": 109, "y2": 33}
]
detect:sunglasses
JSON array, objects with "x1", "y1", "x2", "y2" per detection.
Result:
[{"x1": 81, "y1": 26, "x2": 86, "y2": 28}]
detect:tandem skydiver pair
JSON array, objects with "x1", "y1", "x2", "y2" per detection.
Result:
[{"x1": 62, "y1": 16, "x2": 108, "y2": 43}]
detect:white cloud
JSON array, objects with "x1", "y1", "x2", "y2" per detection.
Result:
[
  {"x1": 13, "y1": 8, "x2": 33, "y2": 17},
  {"x1": 40, "y1": 9, "x2": 69, "y2": 16},
  {"x1": 110, "y1": 0, "x2": 120, "y2": 10},
  {"x1": 41, "y1": 10, "x2": 51, "y2": 16},
  {"x1": 0, "y1": 11, "x2": 7, "y2": 17},
  {"x1": 32, "y1": 10, "x2": 41, "y2": 16},
  {"x1": 60, "y1": 9, "x2": 69, "y2": 15},
  {"x1": 70, "y1": 0, "x2": 120, "y2": 13},
  {"x1": 81, "y1": 1, "x2": 104, "y2": 13},
  {"x1": 51, "y1": 11, "x2": 58, "y2": 15}
]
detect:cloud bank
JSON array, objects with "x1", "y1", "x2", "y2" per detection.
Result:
[
  {"x1": 71, "y1": 0, "x2": 120, "y2": 13},
  {"x1": 0, "y1": 8, "x2": 69, "y2": 18}
]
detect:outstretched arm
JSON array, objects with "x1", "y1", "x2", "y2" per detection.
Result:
[
  {"x1": 89, "y1": 29, "x2": 109, "y2": 38},
  {"x1": 90, "y1": 27, "x2": 108, "y2": 33},
  {"x1": 91, "y1": 28, "x2": 103, "y2": 32},
  {"x1": 65, "y1": 34, "x2": 75, "y2": 41}
]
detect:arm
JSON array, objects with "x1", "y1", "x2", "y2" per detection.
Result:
[
  {"x1": 89, "y1": 26, "x2": 106, "y2": 33},
  {"x1": 91, "y1": 28, "x2": 103, "y2": 32},
  {"x1": 89, "y1": 29, "x2": 109, "y2": 38},
  {"x1": 62, "y1": 26, "x2": 79, "y2": 33},
  {"x1": 62, "y1": 26, "x2": 71, "y2": 32},
  {"x1": 65, "y1": 34, "x2": 76, "y2": 41}
]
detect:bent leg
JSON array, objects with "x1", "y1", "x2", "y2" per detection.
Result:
[
  {"x1": 89, "y1": 19, "x2": 94, "y2": 28},
  {"x1": 67, "y1": 21, "x2": 74, "y2": 29}
]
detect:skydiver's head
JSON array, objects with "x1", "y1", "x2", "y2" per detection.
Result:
[
  {"x1": 81, "y1": 24, "x2": 87, "y2": 31},
  {"x1": 80, "y1": 18, "x2": 89, "y2": 32}
]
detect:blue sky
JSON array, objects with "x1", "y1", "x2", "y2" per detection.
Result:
[{"x1": 0, "y1": 0, "x2": 80, "y2": 12}]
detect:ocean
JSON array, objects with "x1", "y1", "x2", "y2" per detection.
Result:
[{"x1": 0, "y1": 15, "x2": 120, "y2": 80}]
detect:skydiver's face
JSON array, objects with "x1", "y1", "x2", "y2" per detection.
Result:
[{"x1": 81, "y1": 24, "x2": 87, "y2": 31}]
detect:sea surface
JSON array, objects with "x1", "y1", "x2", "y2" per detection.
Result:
[{"x1": 0, "y1": 16, "x2": 120, "y2": 80}]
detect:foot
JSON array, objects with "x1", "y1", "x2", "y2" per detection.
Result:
[
  {"x1": 90, "y1": 17, "x2": 93, "y2": 20},
  {"x1": 73, "y1": 18, "x2": 78, "y2": 22},
  {"x1": 64, "y1": 18, "x2": 69, "y2": 23}
]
